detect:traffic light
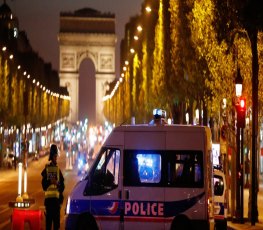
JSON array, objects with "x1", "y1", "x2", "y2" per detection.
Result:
[{"x1": 237, "y1": 97, "x2": 246, "y2": 128}]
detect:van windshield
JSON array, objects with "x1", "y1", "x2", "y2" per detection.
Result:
[{"x1": 84, "y1": 148, "x2": 120, "y2": 195}]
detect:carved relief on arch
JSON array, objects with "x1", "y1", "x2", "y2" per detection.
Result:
[
  {"x1": 61, "y1": 52, "x2": 76, "y2": 71},
  {"x1": 77, "y1": 50, "x2": 98, "y2": 71}
]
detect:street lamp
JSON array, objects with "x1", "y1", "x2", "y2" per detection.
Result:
[
  {"x1": 145, "y1": 6, "x2": 152, "y2": 13},
  {"x1": 230, "y1": 26, "x2": 259, "y2": 225},
  {"x1": 137, "y1": 25, "x2": 143, "y2": 32},
  {"x1": 235, "y1": 67, "x2": 245, "y2": 223},
  {"x1": 134, "y1": 35, "x2": 139, "y2": 41},
  {"x1": 235, "y1": 68, "x2": 243, "y2": 97}
]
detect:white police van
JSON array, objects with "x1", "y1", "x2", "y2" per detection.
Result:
[{"x1": 65, "y1": 109, "x2": 215, "y2": 230}]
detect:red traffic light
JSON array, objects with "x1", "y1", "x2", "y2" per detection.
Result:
[
  {"x1": 239, "y1": 97, "x2": 246, "y2": 110},
  {"x1": 237, "y1": 97, "x2": 246, "y2": 128}
]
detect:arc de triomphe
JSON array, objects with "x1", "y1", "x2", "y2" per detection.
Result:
[{"x1": 58, "y1": 8, "x2": 116, "y2": 124}]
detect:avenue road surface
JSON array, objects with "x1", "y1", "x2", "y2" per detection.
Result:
[
  {"x1": 0, "y1": 149, "x2": 82, "y2": 230},
  {"x1": 1, "y1": 148, "x2": 263, "y2": 230}
]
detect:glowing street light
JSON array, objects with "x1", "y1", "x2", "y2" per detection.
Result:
[
  {"x1": 235, "y1": 68, "x2": 243, "y2": 97},
  {"x1": 134, "y1": 35, "x2": 139, "y2": 41},
  {"x1": 145, "y1": 6, "x2": 152, "y2": 13},
  {"x1": 137, "y1": 25, "x2": 142, "y2": 32}
]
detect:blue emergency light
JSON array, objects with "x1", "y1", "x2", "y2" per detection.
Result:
[{"x1": 153, "y1": 109, "x2": 166, "y2": 119}]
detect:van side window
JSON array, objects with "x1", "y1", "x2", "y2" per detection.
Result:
[
  {"x1": 123, "y1": 150, "x2": 203, "y2": 187},
  {"x1": 87, "y1": 148, "x2": 120, "y2": 195},
  {"x1": 124, "y1": 150, "x2": 162, "y2": 186},
  {"x1": 167, "y1": 151, "x2": 203, "y2": 188}
]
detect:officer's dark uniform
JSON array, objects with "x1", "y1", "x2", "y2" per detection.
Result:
[{"x1": 41, "y1": 144, "x2": 65, "y2": 230}]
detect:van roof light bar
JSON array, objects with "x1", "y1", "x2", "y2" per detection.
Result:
[{"x1": 153, "y1": 108, "x2": 166, "y2": 119}]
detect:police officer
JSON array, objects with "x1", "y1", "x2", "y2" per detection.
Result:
[{"x1": 41, "y1": 144, "x2": 65, "y2": 230}]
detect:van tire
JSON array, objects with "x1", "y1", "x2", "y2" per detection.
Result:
[
  {"x1": 170, "y1": 215, "x2": 191, "y2": 230},
  {"x1": 77, "y1": 214, "x2": 98, "y2": 230}
]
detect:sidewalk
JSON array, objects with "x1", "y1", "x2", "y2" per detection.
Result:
[
  {"x1": 227, "y1": 176, "x2": 263, "y2": 230},
  {"x1": 228, "y1": 221, "x2": 263, "y2": 230}
]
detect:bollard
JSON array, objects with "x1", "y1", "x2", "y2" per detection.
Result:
[{"x1": 66, "y1": 151, "x2": 69, "y2": 170}]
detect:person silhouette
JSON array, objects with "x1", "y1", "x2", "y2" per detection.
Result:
[{"x1": 41, "y1": 144, "x2": 65, "y2": 230}]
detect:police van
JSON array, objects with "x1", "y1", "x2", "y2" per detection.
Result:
[{"x1": 65, "y1": 109, "x2": 215, "y2": 230}]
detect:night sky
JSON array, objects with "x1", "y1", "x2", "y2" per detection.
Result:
[
  {"x1": 6, "y1": 0, "x2": 143, "y2": 123},
  {"x1": 8, "y1": 0, "x2": 143, "y2": 72}
]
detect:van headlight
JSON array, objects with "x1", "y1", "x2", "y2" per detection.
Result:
[{"x1": 66, "y1": 196, "x2": 71, "y2": 214}]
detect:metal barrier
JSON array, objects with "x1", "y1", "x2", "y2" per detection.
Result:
[{"x1": 11, "y1": 209, "x2": 42, "y2": 230}]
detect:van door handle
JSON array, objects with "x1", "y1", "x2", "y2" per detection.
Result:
[{"x1": 125, "y1": 190, "x2": 129, "y2": 200}]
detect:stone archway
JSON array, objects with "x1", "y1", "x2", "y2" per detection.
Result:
[{"x1": 58, "y1": 8, "x2": 116, "y2": 124}]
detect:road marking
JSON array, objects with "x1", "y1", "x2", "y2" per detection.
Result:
[
  {"x1": 0, "y1": 205, "x2": 9, "y2": 215},
  {"x1": 0, "y1": 218, "x2": 11, "y2": 229}
]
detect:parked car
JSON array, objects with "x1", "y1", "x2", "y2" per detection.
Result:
[
  {"x1": 3, "y1": 153, "x2": 15, "y2": 168},
  {"x1": 214, "y1": 168, "x2": 228, "y2": 230}
]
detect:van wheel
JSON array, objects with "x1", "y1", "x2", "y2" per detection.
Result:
[
  {"x1": 77, "y1": 214, "x2": 98, "y2": 230},
  {"x1": 170, "y1": 215, "x2": 191, "y2": 230}
]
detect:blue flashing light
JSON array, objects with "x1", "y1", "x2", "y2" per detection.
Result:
[
  {"x1": 78, "y1": 159, "x2": 84, "y2": 169},
  {"x1": 153, "y1": 108, "x2": 166, "y2": 118}
]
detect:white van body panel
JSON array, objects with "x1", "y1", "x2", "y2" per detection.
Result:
[{"x1": 66, "y1": 124, "x2": 214, "y2": 230}]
